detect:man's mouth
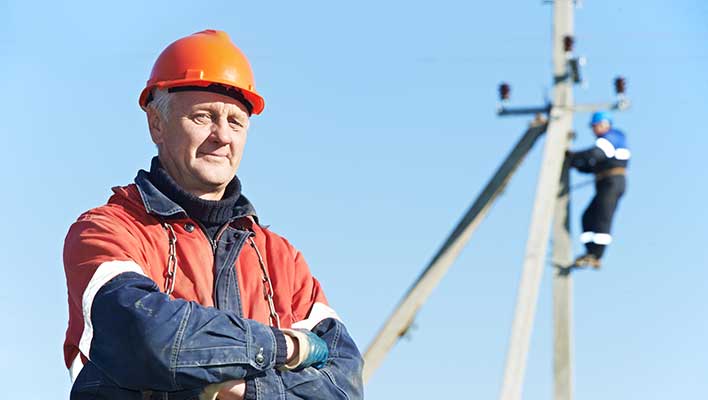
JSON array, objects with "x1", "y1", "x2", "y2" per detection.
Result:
[{"x1": 199, "y1": 151, "x2": 229, "y2": 159}]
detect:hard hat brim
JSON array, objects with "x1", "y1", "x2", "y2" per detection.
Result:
[{"x1": 139, "y1": 79, "x2": 265, "y2": 115}]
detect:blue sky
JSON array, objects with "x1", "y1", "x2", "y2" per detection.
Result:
[{"x1": 2, "y1": 1, "x2": 706, "y2": 398}]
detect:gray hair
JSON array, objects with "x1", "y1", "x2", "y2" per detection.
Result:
[{"x1": 147, "y1": 88, "x2": 173, "y2": 120}]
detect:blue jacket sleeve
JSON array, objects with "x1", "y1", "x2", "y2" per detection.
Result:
[
  {"x1": 88, "y1": 271, "x2": 280, "y2": 392},
  {"x1": 245, "y1": 318, "x2": 364, "y2": 400}
]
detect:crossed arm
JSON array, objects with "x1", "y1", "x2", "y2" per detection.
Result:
[
  {"x1": 68, "y1": 270, "x2": 362, "y2": 399},
  {"x1": 64, "y1": 217, "x2": 363, "y2": 399}
]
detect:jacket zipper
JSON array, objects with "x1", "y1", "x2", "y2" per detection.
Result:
[
  {"x1": 192, "y1": 219, "x2": 277, "y2": 327},
  {"x1": 193, "y1": 220, "x2": 231, "y2": 254},
  {"x1": 193, "y1": 219, "x2": 248, "y2": 314}
]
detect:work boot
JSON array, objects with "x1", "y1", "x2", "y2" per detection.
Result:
[{"x1": 573, "y1": 254, "x2": 601, "y2": 269}]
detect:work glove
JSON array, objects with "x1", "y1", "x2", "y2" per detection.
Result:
[
  {"x1": 280, "y1": 328, "x2": 329, "y2": 370},
  {"x1": 199, "y1": 330, "x2": 329, "y2": 399}
]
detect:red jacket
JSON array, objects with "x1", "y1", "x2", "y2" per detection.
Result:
[{"x1": 63, "y1": 171, "x2": 362, "y2": 399}]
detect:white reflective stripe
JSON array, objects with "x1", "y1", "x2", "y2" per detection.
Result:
[
  {"x1": 69, "y1": 354, "x2": 84, "y2": 383},
  {"x1": 593, "y1": 233, "x2": 613, "y2": 245},
  {"x1": 615, "y1": 148, "x2": 631, "y2": 160},
  {"x1": 78, "y1": 260, "x2": 146, "y2": 357},
  {"x1": 595, "y1": 137, "x2": 616, "y2": 158},
  {"x1": 580, "y1": 231, "x2": 595, "y2": 243},
  {"x1": 291, "y1": 302, "x2": 341, "y2": 331}
]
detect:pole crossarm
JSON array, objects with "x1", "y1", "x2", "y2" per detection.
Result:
[
  {"x1": 362, "y1": 120, "x2": 548, "y2": 383},
  {"x1": 563, "y1": 100, "x2": 630, "y2": 113},
  {"x1": 498, "y1": 105, "x2": 551, "y2": 117}
]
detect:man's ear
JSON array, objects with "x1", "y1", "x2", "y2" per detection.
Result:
[{"x1": 146, "y1": 107, "x2": 165, "y2": 145}]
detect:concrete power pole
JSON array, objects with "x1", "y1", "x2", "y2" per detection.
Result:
[
  {"x1": 553, "y1": 163, "x2": 574, "y2": 400},
  {"x1": 498, "y1": 1, "x2": 574, "y2": 400},
  {"x1": 362, "y1": 0, "x2": 629, "y2": 391},
  {"x1": 551, "y1": 2, "x2": 575, "y2": 400}
]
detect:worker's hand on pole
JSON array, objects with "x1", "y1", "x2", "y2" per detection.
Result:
[{"x1": 281, "y1": 328, "x2": 329, "y2": 370}]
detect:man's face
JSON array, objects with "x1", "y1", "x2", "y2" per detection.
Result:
[
  {"x1": 148, "y1": 91, "x2": 250, "y2": 198},
  {"x1": 592, "y1": 121, "x2": 610, "y2": 136}
]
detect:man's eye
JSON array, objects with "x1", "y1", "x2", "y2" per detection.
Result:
[
  {"x1": 228, "y1": 118, "x2": 245, "y2": 129},
  {"x1": 193, "y1": 113, "x2": 211, "y2": 123}
]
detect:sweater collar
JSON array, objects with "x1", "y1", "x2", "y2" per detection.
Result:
[{"x1": 134, "y1": 157, "x2": 257, "y2": 223}]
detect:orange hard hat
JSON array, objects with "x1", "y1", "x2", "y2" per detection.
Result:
[{"x1": 139, "y1": 30, "x2": 264, "y2": 115}]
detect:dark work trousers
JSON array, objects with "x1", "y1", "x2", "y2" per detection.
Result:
[{"x1": 581, "y1": 174, "x2": 626, "y2": 258}]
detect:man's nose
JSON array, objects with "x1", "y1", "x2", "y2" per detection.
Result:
[{"x1": 210, "y1": 118, "x2": 233, "y2": 144}]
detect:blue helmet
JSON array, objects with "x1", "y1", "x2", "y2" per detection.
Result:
[{"x1": 590, "y1": 111, "x2": 612, "y2": 127}]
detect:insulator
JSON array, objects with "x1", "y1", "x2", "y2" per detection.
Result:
[
  {"x1": 614, "y1": 76, "x2": 626, "y2": 94},
  {"x1": 499, "y1": 82, "x2": 511, "y2": 101},
  {"x1": 563, "y1": 35, "x2": 574, "y2": 52}
]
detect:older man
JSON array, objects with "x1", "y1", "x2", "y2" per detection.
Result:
[{"x1": 63, "y1": 30, "x2": 363, "y2": 399}]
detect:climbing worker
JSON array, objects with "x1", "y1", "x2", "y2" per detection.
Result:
[
  {"x1": 62, "y1": 30, "x2": 363, "y2": 400},
  {"x1": 568, "y1": 111, "x2": 630, "y2": 269}
]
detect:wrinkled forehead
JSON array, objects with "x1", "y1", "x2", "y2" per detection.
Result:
[{"x1": 171, "y1": 90, "x2": 251, "y2": 118}]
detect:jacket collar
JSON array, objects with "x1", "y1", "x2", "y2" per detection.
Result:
[{"x1": 133, "y1": 169, "x2": 258, "y2": 221}]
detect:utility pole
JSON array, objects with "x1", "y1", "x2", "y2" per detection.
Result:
[
  {"x1": 362, "y1": 0, "x2": 629, "y2": 391},
  {"x1": 498, "y1": 1, "x2": 628, "y2": 399},
  {"x1": 553, "y1": 160, "x2": 574, "y2": 400},
  {"x1": 550, "y1": 7, "x2": 576, "y2": 400},
  {"x1": 498, "y1": 2, "x2": 574, "y2": 400}
]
